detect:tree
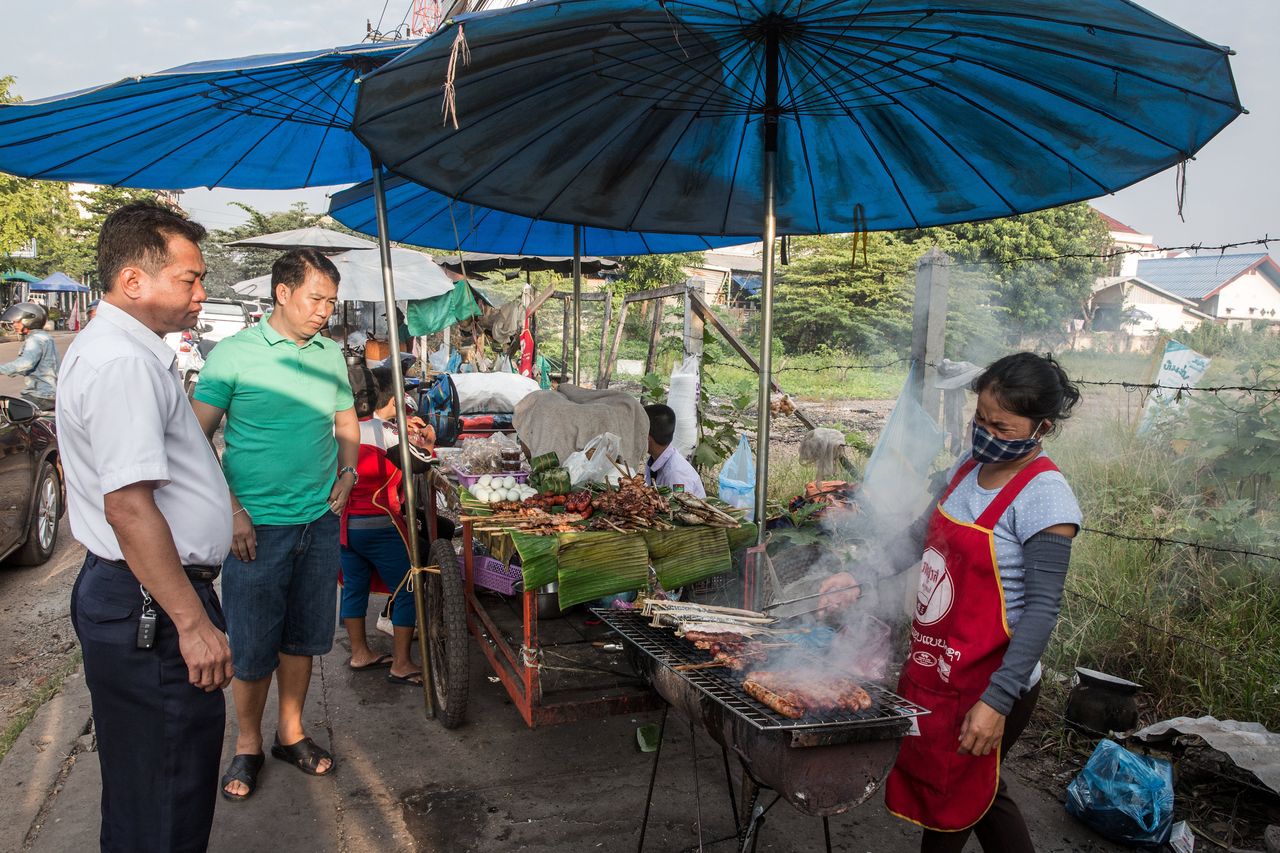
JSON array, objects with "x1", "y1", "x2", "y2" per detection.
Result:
[
  {"x1": 201, "y1": 202, "x2": 322, "y2": 297},
  {"x1": 29, "y1": 185, "x2": 164, "y2": 282},
  {"x1": 612, "y1": 252, "x2": 705, "y2": 297},
  {"x1": 0, "y1": 76, "x2": 78, "y2": 273}
]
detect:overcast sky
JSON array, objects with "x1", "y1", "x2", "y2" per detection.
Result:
[{"x1": 4, "y1": 0, "x2": 1276, "y2": 248}]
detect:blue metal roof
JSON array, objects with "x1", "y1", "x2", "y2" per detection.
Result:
[{"x1": 1135, "y1": 253, "x2": 1275, "y2": 301}]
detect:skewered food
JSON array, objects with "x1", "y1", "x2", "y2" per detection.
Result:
[{"x1": 742, "y1": 670, "x2": 873, "y2": 718}]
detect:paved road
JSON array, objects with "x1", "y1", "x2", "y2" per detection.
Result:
[{"x1": 0, "y1": 333, "x2": 85, "y2": 740}]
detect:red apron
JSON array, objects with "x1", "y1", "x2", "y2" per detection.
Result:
[
  {"x1": 339, "y1": 440, "x2": 412, "y2": 597},
  {"x1": 885, "y1": 455, "x2": 1059, "y2": 832}
]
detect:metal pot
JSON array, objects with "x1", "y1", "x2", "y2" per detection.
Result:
[
  {"x1": 536, "y1": 582, "x2": 564, "y2": 620},
  {"x1": 1065, "y1": 667, "x2": 1141, "y2": 734}
]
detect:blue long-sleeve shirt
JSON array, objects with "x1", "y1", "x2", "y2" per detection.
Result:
[{"x1": 0, "y1": 330, "x2": 59, "y2": 399}]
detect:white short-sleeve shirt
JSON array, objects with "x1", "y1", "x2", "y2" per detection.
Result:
[{"x1": 57, "y1": 301, "x2": 232, "y2": 566}]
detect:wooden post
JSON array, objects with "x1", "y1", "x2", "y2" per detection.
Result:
[
  {"x1": 560, "y1": 296, "x2": 569, "y2": 382},
  {"x1": 644, "y1": 297, "x2": 664, "y2": 375},
  {"x1": 683, "y1": 279, "x2": 705, "y2": 363},
  {"x1": 910, "y1": 247, "x2": 950, "y2": 421},
  {"x1": 599, "y1": 300, "x2": 630, "y2": 389},
  {"x1": 596, "y1": 294, "x2": 612, "y2": 388}
]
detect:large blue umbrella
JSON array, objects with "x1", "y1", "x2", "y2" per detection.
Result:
[
  {"x1": 0, "y1": 40, "x2": 416, "y2": 189},
  {"x1": 31, "y1": 272, "x2": 90, "y2": 293},
  {"x1": 329, "y1": 172, "x2": 752, "y2": 256},
  {"x1": 353, "y1": 0, "x2": 1243, "y2": 528}
]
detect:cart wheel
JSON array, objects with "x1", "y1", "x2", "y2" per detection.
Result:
[{"x1": 426, "y1": 537, "x2": 470, "y2": 728}]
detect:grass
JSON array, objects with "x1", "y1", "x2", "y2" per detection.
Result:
[{"x1": 0, "y1": 649, "x2": 83, "y2": 764}]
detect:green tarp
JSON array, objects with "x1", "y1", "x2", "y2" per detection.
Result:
[{"x1": 406, "y1": 279, "x2": 480, "y2": 337}]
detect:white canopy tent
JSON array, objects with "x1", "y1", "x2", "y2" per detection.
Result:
[{"x1": 232, "y1": 246, "x2": 454, "y2": 303}]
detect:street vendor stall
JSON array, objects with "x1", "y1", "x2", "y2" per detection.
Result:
[{"x1": 424, "y1": 429, "x2": 756, "y2": 727}]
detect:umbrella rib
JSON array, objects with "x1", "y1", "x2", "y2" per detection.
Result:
[
  {"x1": 776, "y1": 43, "x2": 824, "y2": 231},
  {"x1": 620, "y1": 35, "x2": 764, "y2": 232},
  {"x1": 813, "y1": 20, "x2": 1241, "y2": 112},
  {"x1": 818, "y1": 32, "x2": 1191, "y2": 159},
  {"x1": 206, "y1": 111, "x2": 304, "y2": 188},
  {"x1": 812, "y1": 37, "x2": 1134, "y2": 188},
  {"x1": 794, "y1": 54, "x2": 922, "y2": 227},
  {"x1": 211, "y1": 64, "x2": 352, "y2": 128},
  {"x1": 719, "y1": 113, "x2": 754, "y2": 235}
]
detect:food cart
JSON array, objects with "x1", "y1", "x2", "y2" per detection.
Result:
[{"x1": 416, "y1": 446, "x2": 757, "y2": 729}]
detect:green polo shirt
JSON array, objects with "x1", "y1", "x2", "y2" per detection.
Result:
[{"x1": 194, "y1": 317, "x2": 354, "y2": 525}]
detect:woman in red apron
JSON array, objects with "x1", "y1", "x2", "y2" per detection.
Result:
[{"x1": 823, "y1": 353, "x2": 1082, "y2": 852}]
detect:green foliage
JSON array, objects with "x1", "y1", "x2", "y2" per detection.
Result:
[
  {"x1": 202, "y1": 202, "x2": 321, "y2": 296},
  {"x1": 612, "y1": 252, "x2": 705, "y2": 298},
  {"x1": 772, "y1": 233, "x2": 917, "y2": 353},
  {"x1": 29, "y1": 185, "x2": 164, "y2": 282},
  {"x1": 1172, "y1": 322, "x2": 1280, "y2": 361},
  {"x1": 922, "y1": 202, "x2": 1111, "y2": 341}
]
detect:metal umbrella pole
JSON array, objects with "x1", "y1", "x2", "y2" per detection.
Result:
[
  {"x1": 753, "y1": 25, "x2": 780, "y2": 543},
  {"x1": 371, "y1": 154, "x2": 433, "y2": 717},
  {"x1": 572, "y1": 224, "x2": 582, "y2": 385}
]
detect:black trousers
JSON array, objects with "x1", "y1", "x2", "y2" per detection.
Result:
[
  {"x1": 70, "y1": 555, "x2": 226, "y2": 853},
  {"x1": 920, "y1": 681, "x2": 1043, "y2": 853}
]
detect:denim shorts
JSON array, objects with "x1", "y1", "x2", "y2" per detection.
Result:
[{"x1": 222, "y1": 510, "x2": 340, "y2": 681}]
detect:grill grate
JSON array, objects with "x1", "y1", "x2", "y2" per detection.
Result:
[{"x1": 593, "y1": 608, "x2": 927, "y2": 735}]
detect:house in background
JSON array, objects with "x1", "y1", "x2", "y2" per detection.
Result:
[
  {"x1": 1135, "y1": 253, "x2": 1280, "y2": 328},
  {"x1": 683, "y1": 243, "x2": 762, "y2": 309},
  {"x1": 1094, "y1": 208, "x2": 1164, "y2": 276},
  {"x1": 1088, "y1": 276, "x2": 1211, "y2": 335}
]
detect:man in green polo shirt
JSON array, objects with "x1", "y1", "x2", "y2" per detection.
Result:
[{"x1": 192, "y1": 248, "x2": 359, "y2": 802}]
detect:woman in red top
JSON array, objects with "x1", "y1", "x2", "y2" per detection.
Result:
[{"x1": 340, "y1": 365, "x2": 432, "y2": 686}]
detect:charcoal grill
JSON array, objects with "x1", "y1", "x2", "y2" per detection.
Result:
[{"x1": 594, "y1": 608, "x2": 927, "y2": 832}]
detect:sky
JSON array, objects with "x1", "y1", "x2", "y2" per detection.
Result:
[{"x1": 4, "y1": 0, "x2": 1277, "y2": 249}]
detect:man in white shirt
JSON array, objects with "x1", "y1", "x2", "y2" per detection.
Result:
[
  {"x1": 643, "y1": 403, "x2": 706, "y2": 498},
  {"x1": 58, "y1": 202, "x2": 233, "y2": 853}
]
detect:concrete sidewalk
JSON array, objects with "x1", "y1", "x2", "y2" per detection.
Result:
[{"x1": 2, "y1": 614, "x2": 1126, "y2": 853}]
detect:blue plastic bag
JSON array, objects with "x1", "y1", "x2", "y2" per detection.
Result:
[
  {"x1": 1066, "y1": 739, "x2": 1174, "y2": 848},
  {"x1": 717, "y1": 434, "x2": 756, "y2": 521}
]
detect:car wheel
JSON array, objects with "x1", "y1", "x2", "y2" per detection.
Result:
[{"x1": 12, "y1": 461, "x2": 59, "y2": 566}]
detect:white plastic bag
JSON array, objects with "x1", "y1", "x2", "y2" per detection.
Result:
[
  {"x1": 427, "y1": 342, "x2": 451, "y2": 373},
  {"x1": 717, "y1": 434, "x2": 756, "y2": 521},
  {"x1": 668, "y1": 355, "x2": 700, "y2": 458},
  {"x1": 564, "y1": 432, "x2": 624, "y2": 488}
]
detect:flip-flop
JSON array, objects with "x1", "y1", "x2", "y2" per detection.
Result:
[
  {"x1": 270, "y1": 735, "x2": 334, "y2": 777},
  {"x1": 221, "y1": 753, "x2": 265, "y2": 801},
  {"x1": 387, "y1": 671, "x2": 424, "y2": 687},
  {"x1": 348, "y1": 653, "x2": 394, "y2": 671}
]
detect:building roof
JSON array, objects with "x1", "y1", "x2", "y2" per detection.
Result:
[
  {"x1": 1135, "y1": 253, "x2": 1280, "y2": 301},
  {"x1": 1093, "y1": 208, "x2": 1144, "y2": 236}
]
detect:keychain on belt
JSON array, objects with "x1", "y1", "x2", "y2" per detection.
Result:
[{"x1": 136, "y1": 585, "x2": 157, "y2": 650}]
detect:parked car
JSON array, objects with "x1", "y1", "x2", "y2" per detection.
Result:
[
  {"x1": 162, "y1": 328, "x2": 205, "y2": 397},
  {"x1": 0, "y1": 395, "x2": 63, "y2": 566},
  {"x1": 196, "y1": 298, "x2": 252, "y2": 356}
]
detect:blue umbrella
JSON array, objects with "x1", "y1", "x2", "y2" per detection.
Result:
[
  {"x1": 31, "y1": 272, "x2": 90, "y2": 293},
  {"x1": 329, "y1": 172, "x2": 753, "y2": 256},
  {"x1": 0, "y1": 40, "x2": 416, "y2": 189},
  {"x1": 353, "y1": 0, "x2": 1243, "y2": 528}
]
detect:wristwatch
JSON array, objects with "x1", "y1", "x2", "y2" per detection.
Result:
[{"x1": 338, "y1": 465, "x2": 359, "y2": 486}]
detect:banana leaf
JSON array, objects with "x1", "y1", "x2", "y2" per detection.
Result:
[
  {"x1": 726, "y1": 521, "x2": 758, "y2": 553},
  {"x1": 511, "y1": 531, "x2": 560, "y2": 589},
  {"x1": 555, "y1": 531, "x2": 649, "y2": 609},
  {"x1": 643, "y1": 526, "x2": 731, "y2": 589}
]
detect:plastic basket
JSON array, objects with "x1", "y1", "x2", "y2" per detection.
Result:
[
  {"x1": 458, "y1": 551, "x2": 522, "y2": 596},
  {"x1": 452, "y1": 467, "x2": 530, "y2": 489}
]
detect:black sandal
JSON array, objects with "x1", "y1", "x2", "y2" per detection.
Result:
[
  {"x1": 270, "y1": 734, "x2": 334, "y2": 776},
  {"x1": 221, "y1": 753, "x2": 265, "y2": 801}
]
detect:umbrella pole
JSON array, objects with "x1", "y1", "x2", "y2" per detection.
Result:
[
  {"x1": 572, "y1": 225, "x2": 582, "y2": 385},
  {"x1": 371, "y1": 158, "x2": 433, "y2": 717},
  {"x1": 753, "y1": 28, "x2": 780, "y2": 543}
]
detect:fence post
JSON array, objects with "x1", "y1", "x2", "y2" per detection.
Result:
[
  {"x1": 910, "y1": 247, "x2": 950, "y2": 420},
  {"x1": 596, "y1": 295, "x2": 612, "y2": 388},
  {"x1": 560, "y1": 296, "x2": 569, "y2": 381},
  {"x1": 683, "y1": 279, "x2": 705, "y2": 363},
  {"x1": 644, "y1": 297, "x2": 665, "y2": 375}
]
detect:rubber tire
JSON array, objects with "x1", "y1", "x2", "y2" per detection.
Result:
[
  {"x1": 12, "y1": 462, "x2": 59, "y2": 566},
  {"x1": 426, "y1": 537, "x2": 470, "y2": 729}
]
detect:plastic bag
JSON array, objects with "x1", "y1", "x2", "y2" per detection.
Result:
[
  {"x1": 563, "y1": 433, "x2": 624, "y2": 488},
  {"x1": 668, "y1": 355, "x2": 700, "y2": 458},
  {"x1": 717, "y1": 434, "x2": 756, "y2": 521},
  {"x1": 427, "y1": 342, "x2": 451, "y2": 373},
  {"x1": 1066, "y1": 739, "x2": 1174, "y2": 848}
]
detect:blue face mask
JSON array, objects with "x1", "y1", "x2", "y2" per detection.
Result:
[{"x1": 970, "y1": 420, "x2": 1043, "y2": 464}]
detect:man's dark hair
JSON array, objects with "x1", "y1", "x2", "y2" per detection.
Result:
[
  {"x1": 97, "y1": 202, "x2": 207, "y2": 292},
  {"x1": 370, "y1": 366, "x2": 397, "y2": 412},
  {"x1": 645, "y1": 403, "x2": 677, "y2": 447},
  {"x1": 271, "y1": 248, "x2": 340, "y2": 305}
]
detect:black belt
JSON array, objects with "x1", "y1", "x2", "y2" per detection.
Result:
[{"x1": 92, "y1": 554, "x2": 221, "y2": 583}]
